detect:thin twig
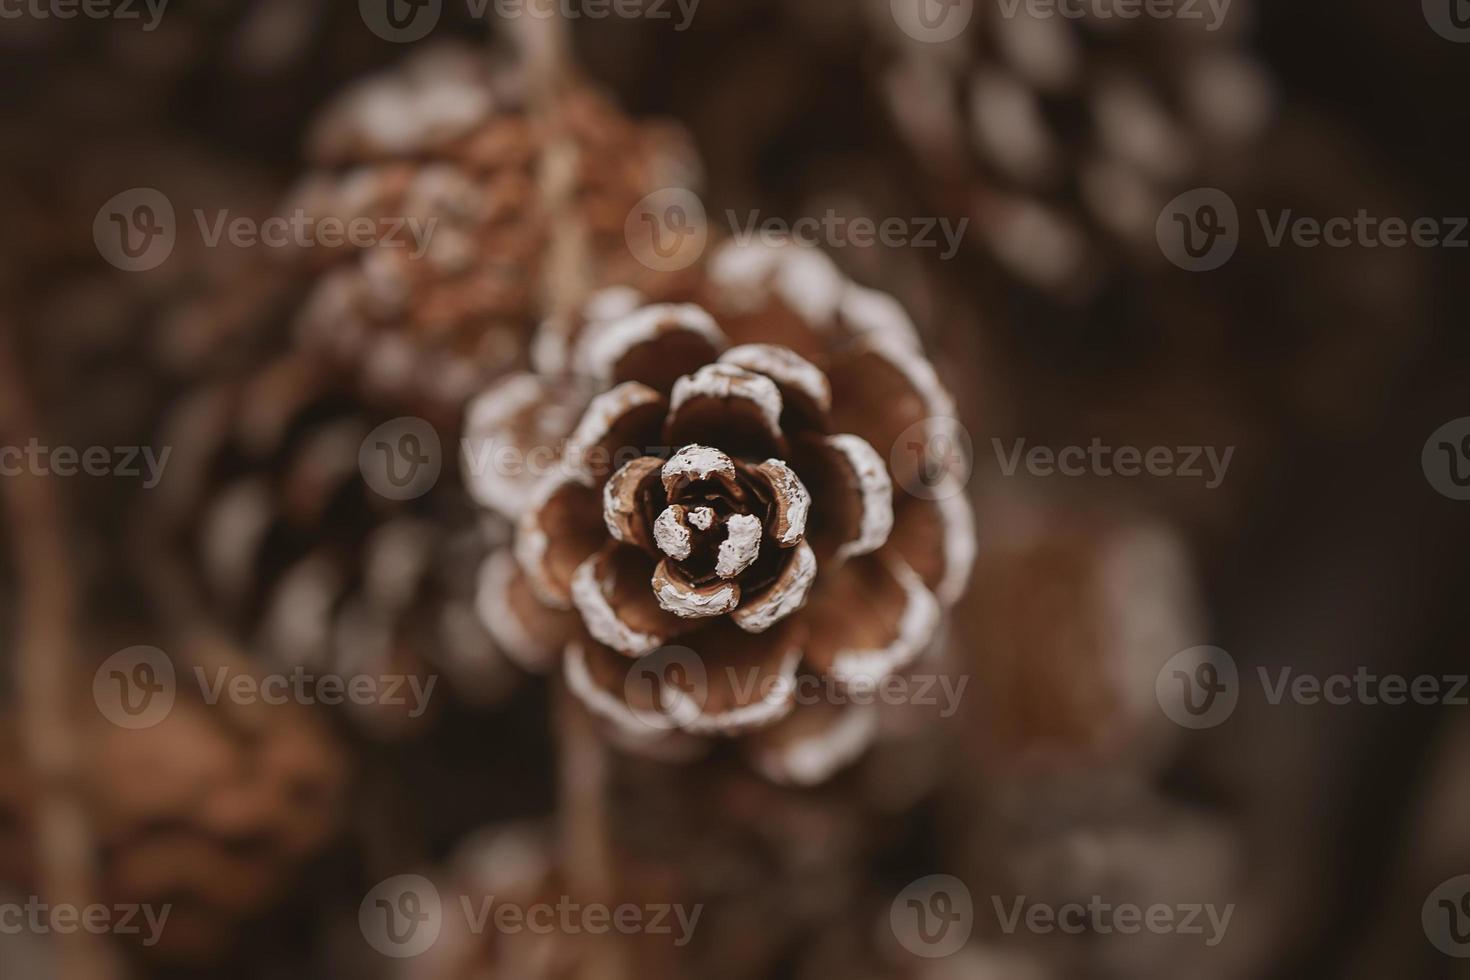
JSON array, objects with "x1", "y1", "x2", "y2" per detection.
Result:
[
  {"x1": 497, "y1": 8, "x2": 623, "y2": 978},
  {"x1": 556, "y1": 684, "x2": 630, "y2": 980},
  {"x1": 508, "y1": 0, "x2": 593, "y2": 320},
  {"x1": 0, "y1": 325, "x2": 118, "y2": 980}
]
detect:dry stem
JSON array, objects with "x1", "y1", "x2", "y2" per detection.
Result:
[
  {"x1": 497, "y1": 8, "x2": 624, "y2": 978},
  {"x1": 0, "y1": 326, "x2": 118, "y2": 980}
]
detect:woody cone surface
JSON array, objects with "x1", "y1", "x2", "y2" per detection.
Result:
[{"x1": 464, "y1": 240, "x2": 976, "y2": 784}]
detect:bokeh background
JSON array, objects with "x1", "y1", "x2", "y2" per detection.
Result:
[{"x1": 1, "y1": 0, "x2": 1468, "y2": 977}]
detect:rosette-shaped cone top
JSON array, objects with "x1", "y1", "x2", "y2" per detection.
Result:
[{"x1": 463, "y1": 241, "x2": 976, "y2": 785}]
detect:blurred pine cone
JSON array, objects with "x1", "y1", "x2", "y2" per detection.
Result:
[
  {"x1": 613, "y1": 760, "x2": 886, "y2": 980},
  {"x1": 402, "y1": 823, "x2": 582, "y2": 980},
  {"x1": 961, "y1": 776, "x2": 1259, "y2": 980},
  {"x1": 464, "y1": 240, "x2": 975, "y2": 783},
  {"x1": 77, "y1": 631, "x2": 348, "y2": 965},
  {"x1": 287, "y1": 44, "x2": 700, "y2": 426},
  {"x1": 156, "y1": 350, "x2": 518, "y2": 737},
  {"x1": 876, "y1": 0, "x2": 1273, "y2": 299},
  {"x1": 400, "y1": 819, "x2": 695, "y2": 980},
  {"x1": 955, "y1": 484, "x2": 1204, "y2": 770}
]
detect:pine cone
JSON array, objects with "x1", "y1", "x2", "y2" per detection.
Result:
[
  {"x1": 967, "y1": 776, "x2": 1253, "y2": 980},
  {"x1": 78, "y1": 631, "x2": 348, "y2": 964},
  {"x1": 877, "y1": 2, "x2": 1272, "y2": 299},
  {"x1": 463, "y1": 240, "x2": 976, "y2": 784},
  {"x1": 399, "y1": 819, "x2": 701, "y2": 980},
  {"x1": 288, "y1": 44, "x2": 699, "y2": 423},
  {"x1": 956, "y1": 485, "x2": 1204, "y2": 769},
  {"x1": 158, "y1": 350, "x2": 517, "y2": 736},
  {"x1": 403, "y1": 823, "x2": 582, "y2": 980},
  {"x1": 612, "y1": 760, "x2": 884, "y2": 980}
]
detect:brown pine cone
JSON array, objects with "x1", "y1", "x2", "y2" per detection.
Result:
[
  {"x1": 392, "y1": 820, "x2": 693, "y2": 980},
  {"x1": 956, "y1": 484, "x2": 1204, "y2": 770},
  {"x1": 960, "y1": 775, "x2": 1257, "y2": 980},
  {"x1": 400, "y1": 824, "x2": 581, "y2": 980},
  {"x1": 877, "y1": 2, "x2": 1272, "y2": 299},
  {"x1": 78, "y1": 631, "x2": 349, "y2": 964},
  {"x1": 463, "y1": 240, "x2": 976, "y2": 784},
  {"x1": 157, "y1": 350, "x2": 517, "y2": 736},
  {"x1": 612, "y1": 759, "x2": 886, "y2": 980},
  {"x1": 287, "y1": 44, "x2": 700, "y2": 423}
]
